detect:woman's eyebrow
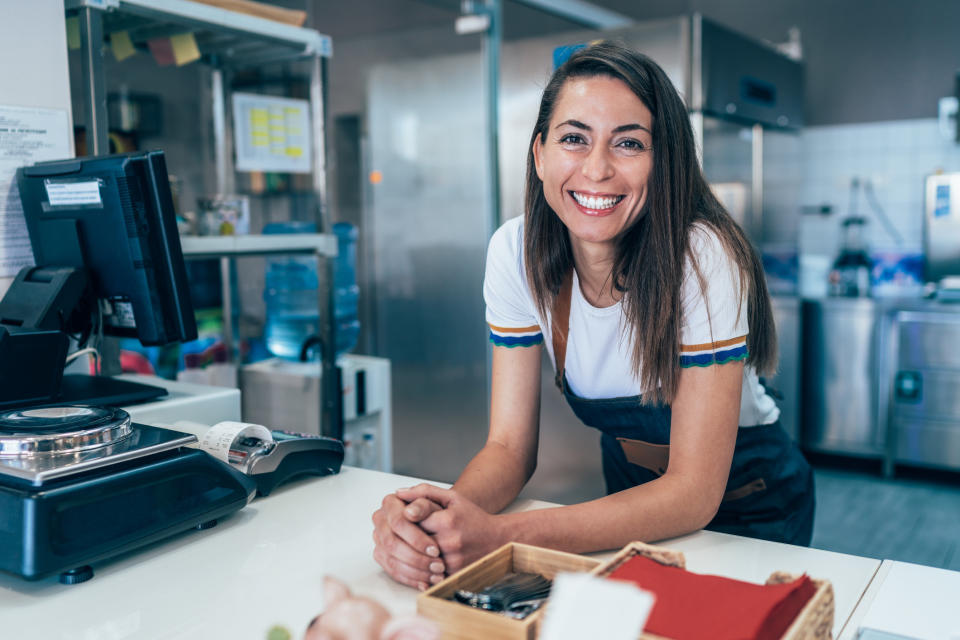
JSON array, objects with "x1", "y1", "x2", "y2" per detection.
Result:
[
  {"x1": 612, "y1": 123, "x2": 651, "y2": 134},
  {"x1": 556, "y1": 119, "x2": 590, "y2": 130},
  {"x1": 555, "y1": 119, "x2": 651, "y2": 134}
]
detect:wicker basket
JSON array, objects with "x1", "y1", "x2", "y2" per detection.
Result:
[{"x1": 590, "y1": 541, "x2": 835, "y2": 640}]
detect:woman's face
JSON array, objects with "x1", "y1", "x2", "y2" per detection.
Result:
[{"x1": 533, "y1": 75, "x2": 654, "y2": 252}]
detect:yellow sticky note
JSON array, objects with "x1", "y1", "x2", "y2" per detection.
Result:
[
  {"x1": 66, "y1": 16, "x2": 81, "y2": 50},
  {"x1": 110, "y1": 31, "x2": 136, "y2": 61},
  {"x1": 170, "y1": 33, "x2": 201, "y2": 66}
]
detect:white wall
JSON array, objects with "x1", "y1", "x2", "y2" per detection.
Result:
[{"x1": 0, "y1": 0, "x2": 74, "y2": 297}]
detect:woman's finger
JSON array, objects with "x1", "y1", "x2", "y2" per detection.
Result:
[
  {"x1": 403, "y1": 497, "x2": 443, "y2": 522},
  {"x1": 387, "y1": 511, "x2": 442, "y2": 559},
  {"x1": 382, "y1": 529, "x2": 446, "y2": 574},
  {"x1": 373, "y1": 546, "x2": 432, "y2": 590},
  {"x1": 396, "y1": 484, "x2": 455, "y2": 508}
]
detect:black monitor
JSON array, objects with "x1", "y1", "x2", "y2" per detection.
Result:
[{"x1": 0, "y1": 150, "x2": 197, "y2": 407}]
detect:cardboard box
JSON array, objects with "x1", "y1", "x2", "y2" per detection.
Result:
[{"x1": 417, "y1": 542, "x2": 601, "y2": 640}]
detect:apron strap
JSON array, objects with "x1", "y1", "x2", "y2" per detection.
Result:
[{"x1": 551, "y1": 270, "x2": 574, "y2": 389}]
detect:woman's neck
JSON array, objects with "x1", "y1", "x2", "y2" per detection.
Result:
[{"x1": 570, "y1": 238, "x2": 620, "y2": 308}]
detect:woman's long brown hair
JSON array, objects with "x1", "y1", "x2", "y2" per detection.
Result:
[{"x1": 523, "y1": 42, "x2": 777, "y2": 404}]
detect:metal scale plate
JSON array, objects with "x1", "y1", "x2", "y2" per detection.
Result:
[{"x1": 0, "y1": 405, "x2": 194, "y2": 486}]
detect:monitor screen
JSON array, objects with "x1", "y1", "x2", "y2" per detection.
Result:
[{"x1": 16, "y1": 151, "x2": 197, "y2": 346}]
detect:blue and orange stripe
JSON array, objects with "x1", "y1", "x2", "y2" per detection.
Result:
[
  {"x1": 679, "y1": 335, "x2": 748, "y2": 367},
  {"x1": 488, "y1": 324, "x2": 543, "y2": 348}
]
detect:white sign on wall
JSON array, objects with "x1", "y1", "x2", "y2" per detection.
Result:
[
  {"x1": 232, "y1": 92, "x2": 312, "y2": 174},
  {"x1": 0, "y1": 104, "x2": 70, "y2": 277}
]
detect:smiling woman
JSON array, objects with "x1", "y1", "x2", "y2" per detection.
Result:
[{"x1": 371, "y1": 42, "x2": 815, "y2": 592}]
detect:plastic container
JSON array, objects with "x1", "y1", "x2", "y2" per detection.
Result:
[
  {"x1": 332, "y1": 222, "x2": 360, "y2": 357},
  {"x1": 263, "y1": 221, "x2": 360, "y2": 360},
  {"x1": 263, "y1": 221, "x2": 321, "y2": 359},
  {"x1": 357, "y1": 429, "x2": 377, "y2": 469}
]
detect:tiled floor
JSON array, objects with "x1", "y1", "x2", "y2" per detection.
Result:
[{"x1": 810, "y1": 466, "x2": 960, "y2": 571}]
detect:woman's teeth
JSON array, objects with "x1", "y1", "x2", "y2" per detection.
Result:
[{"x1": 572, "y1": 192, "x2": 624, "y2": 210}]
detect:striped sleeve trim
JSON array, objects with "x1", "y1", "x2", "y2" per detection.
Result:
[
  {"x1": 679, "y1": 336, "x2": 748, "y2": 367},
  {"x1": 680, "y1": 335, "x2": 746, "y2": 353},
  {"x1": 488, "y1": 323, "x2": 543, "y2": 348}
]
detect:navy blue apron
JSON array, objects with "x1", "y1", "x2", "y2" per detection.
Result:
[{"x1": 551, "y1": 272, "x2": 815, "y2": 546}]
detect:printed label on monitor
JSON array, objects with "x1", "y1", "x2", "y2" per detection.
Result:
[
  {"x1": 103, "y1": 298, "x2": 137, "y2": 328},
  {"x1": 44, "y1": 179, "x2": 102, "y2": 207}
]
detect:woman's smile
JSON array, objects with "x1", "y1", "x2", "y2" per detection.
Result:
[{"x1": 569, "y1": 190, "x2": 626, "y2": 216}]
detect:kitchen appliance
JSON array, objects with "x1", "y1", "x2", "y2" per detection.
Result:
[
  {"x1": 0, "y1": 405, "x2": 255, "y2": 584},
  {"x1": 828, "y1": 217, "x2": 872, "y2": 297},
  {"x1": 924, "y1": 172, "x2": 960, "y2": 292},
  {"x1": 880, "y1": 306, "x2": 960, "y2": 474}
]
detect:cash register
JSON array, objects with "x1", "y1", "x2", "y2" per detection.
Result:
[{"x1": 0, "y1": 151, "x2": 339, "y2": 585}]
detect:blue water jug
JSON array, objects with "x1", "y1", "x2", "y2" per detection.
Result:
[
  {"x1": 332, "y1": 222, "x2": 361, "y2": 356},
  {"x1": 263, "y1": 221, "x2": 360, "y2": 360}
]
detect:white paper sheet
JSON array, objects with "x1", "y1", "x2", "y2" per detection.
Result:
[
  {"x1": 0, "y1": 104, "x2": 70, "y2": 277},
  {"x1": 858, "y1": 561, "x2": 960, "y2": 640},
  {"x1": 539, "y1": 572, "x2": 655, "y2": 640},
  {"x1": 232, "y1": 92, "x2": 312, "y2": 174}
]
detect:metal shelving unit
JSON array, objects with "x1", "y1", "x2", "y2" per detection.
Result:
[{"x1": 65, "y1": 0, "x2": 342, "y2": 438}]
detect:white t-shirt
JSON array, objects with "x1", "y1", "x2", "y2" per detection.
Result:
[{"x1": 483, "y1": 216, "x2": 779, "y2": 427}]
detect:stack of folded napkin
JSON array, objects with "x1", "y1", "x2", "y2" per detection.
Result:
[{"x1": 607, "y1": 555, "x2": 818, "y2": 640}]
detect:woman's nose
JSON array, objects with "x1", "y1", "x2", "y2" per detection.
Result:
[{"x1": 580, "y1": 145, "x2": 615, "y2": 182}]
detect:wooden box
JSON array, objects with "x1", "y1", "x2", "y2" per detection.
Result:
[
  {"x1": 589, "y1": 541, "x2": 836, "y2": 640},
  {"x1": 417, "y1": 542, "x2": 601, "y2": 640}
]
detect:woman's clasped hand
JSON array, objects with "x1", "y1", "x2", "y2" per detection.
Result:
[{"x1": 372, "y1": 484, "x2": 505, "y2": 590}]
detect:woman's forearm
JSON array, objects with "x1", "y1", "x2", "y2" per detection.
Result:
[
  {"x1": 452, "y1": 441, "x2": 535, "y2": 514},
  {"x1": 495, "y1": 472, "x2": 717, "y2": 554}
]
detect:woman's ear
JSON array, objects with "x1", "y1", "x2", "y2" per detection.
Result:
[{"x1": 532, "y1": 133, "x2": 545, "y2": 182}]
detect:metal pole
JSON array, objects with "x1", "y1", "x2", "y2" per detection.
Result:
[
  {"x1": 690, "y1": 14, "x2": 704, "y2": 167},
  {"x1": 309, "y1": 55, "x2": 341, "y2": 440},
  {"x1": 211, "y1": 67, "x2": 235, "y2": 197},
  {"x1": 310, "y1": 56, "x2": 329, "y2": 229},
  {"x1": 751, "y1": 123, "x2": 764, "y2": 241},
  {"x1": 211, "y1": 66, "x2": 236, "y2": 360},
  {"x1": 78, "y1": 8, "x2": 108, "y2": 156},
  {"x1": 482, "y1": 0, "x2": 502, "y2": 234}
]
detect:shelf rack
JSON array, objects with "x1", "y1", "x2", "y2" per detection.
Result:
[{"x1": 65, "y1": 0, "x2": 342, "y2": 438}]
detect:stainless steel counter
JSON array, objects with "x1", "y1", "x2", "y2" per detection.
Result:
[
  {"x1": 800, "y1": 296, "x2": 960, "y2": 475},
  {"x1": 802, "y1": 298, "x2": 884, "y2": 458}
]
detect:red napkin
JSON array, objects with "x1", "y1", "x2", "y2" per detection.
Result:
[{"x1": 607, "y1": 555, "x2": 818, "y2": 640}]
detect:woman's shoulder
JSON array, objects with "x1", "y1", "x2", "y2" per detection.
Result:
[
  {"x1": 686, "y1": 220, "x2": 725, "y2": 255},
  {"x1": 488, "y1": 215, "x2": 526, "y2": 265},
  {"x1": 684, "y1": 220, "x2": 739, "y2": 275},
  {"x1": 491, "y1": 215, "x2": 524, "y2": 249}
]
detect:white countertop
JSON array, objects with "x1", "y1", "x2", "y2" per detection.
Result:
[
  {"x1": 839, "y1": 559, "x2": 960, "y2": 639},
  {"x1": 0, "y1": 467, "x2": 881, "y2": 639}
]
